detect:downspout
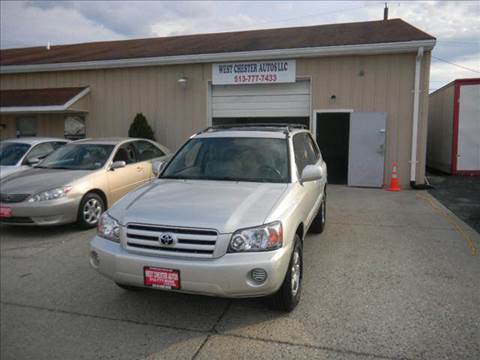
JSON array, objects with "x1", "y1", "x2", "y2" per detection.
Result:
[{"x1": 410, "y1": 46, "x2": 431, "y2": 189}]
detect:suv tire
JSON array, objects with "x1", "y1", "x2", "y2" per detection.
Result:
[
  {"x1": 309, "y1": 191, "x2": 326, "y2": 234},
  {"x1": 77, "y1": 192, "x2": 105, "y2": 229},
  {"x1": 271, "y1": 235, "x2": 302, "y2": 312}
]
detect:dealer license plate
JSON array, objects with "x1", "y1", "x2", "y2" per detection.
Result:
[
  {"x1": 144, "y1": 267, "x2": 180, "y2": 290},
  {"x1": 0, "y1": 207, "x2": 12, "y2": 218}
]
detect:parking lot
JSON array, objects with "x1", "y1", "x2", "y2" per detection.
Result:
[{"x1": 1, "y1": 186, "x2": 479, "y2": 360}]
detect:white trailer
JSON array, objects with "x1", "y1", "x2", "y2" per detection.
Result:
[{"x1": 427, "y1": 78, "x2": 480, "y2": 175}]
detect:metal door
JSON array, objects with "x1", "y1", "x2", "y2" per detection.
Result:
[
  {"x1": 457, "y1": 84, "x2": 480, "y2": 171},
  {"x1": 348, "y1": 112, "x2": 386, "y2": 187}
]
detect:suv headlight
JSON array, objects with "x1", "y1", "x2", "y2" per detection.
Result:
[
  {"x1": 27, "y1": 186, "x2": 72, "y2": 202},
  {"x1": 228, "y1": 221, "x2": 283, "y2": 253},
  {"x1": 97, "y1": 213, "x2": 120, "y2": 243}
]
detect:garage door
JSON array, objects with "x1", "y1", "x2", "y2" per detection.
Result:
[{"x1": 211, "y1": 80, "x2": 310, "y2": 118}]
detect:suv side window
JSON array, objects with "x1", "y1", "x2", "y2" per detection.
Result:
[
  {"x1": 305, "y1": 133, "x2": 321, "y2": 164},
  {"x1": 24, "y1": 142, "x2": 55, "y2": 163},
  {"x1": 293, "y1": 133, "x2": 308, "y2": 175},
  {"x1": 133, "y1": 141, "x2": 165, "y2": 161},
  {"x1": 113, "y1": 142, "x2": 136, "y2": 165}
]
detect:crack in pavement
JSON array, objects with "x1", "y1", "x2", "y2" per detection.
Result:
[{"x1": 1, "y1": 300, "x2": 412, "y2": 360}]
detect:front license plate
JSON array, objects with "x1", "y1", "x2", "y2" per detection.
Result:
[
  {"x1": 144, "y1": 267, "x2": 180, "y2": 290},
  {"x1": 0, "y1": 207, "x2": 12, "y2": 218}
]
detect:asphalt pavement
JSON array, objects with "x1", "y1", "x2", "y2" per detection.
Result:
[
  {"x1": 427, "y1": 174, "x2": 480, "y2": 233},
  {"x1": 1, "y1": 186, "x2": 479, "y2": 360}
]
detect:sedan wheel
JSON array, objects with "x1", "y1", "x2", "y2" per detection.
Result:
[
  {"x1": 83, "y1": 198, "x2": 103, "y2": 225},
  {"x1": 77, "y1": 192, "x2": 105, "y2": 229}
]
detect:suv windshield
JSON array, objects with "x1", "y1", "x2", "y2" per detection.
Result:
[
  {"x1": 38, "y1": 144, "x2": 114, "y2": 170},
  {"x1": 0, "y1": 142, "x2": 31, "y2": 166},
  {"x1": 162, "y1": 137, "x2": 289, "y2": 183}
]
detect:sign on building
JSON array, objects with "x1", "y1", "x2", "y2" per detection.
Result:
[{"x1": 212, "y1": 60, "x2": 296, "y2": 85}]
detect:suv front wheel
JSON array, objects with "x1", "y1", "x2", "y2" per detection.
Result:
[
  {"x1": 271, "y1": 235, "x2": 303, "y2": 312},
  {"x1": 309, "y1": 191, "x2": 326, "y2": 234}
]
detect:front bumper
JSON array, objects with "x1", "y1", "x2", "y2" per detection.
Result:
[
  {"x1": 0, "y1": 197, "x2": 80, "y2": 226},
  {"x1": 90, "y1": 236, "x2": 292, "y2": 298}
]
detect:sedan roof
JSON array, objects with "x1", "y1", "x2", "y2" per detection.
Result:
[{"x1": 1, "y1": 137, "x2": 68, "y2": 145}]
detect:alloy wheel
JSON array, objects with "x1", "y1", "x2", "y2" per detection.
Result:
[
  {"x1": 83, "y1": 198, "x2": 102, "y2": 225},
  {"x1": 291, "y1": 248, "x2": 301, "y2": 296}
]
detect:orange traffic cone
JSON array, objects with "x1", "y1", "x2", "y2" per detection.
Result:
[{"x1": 387, "y1": 162, "x2": 401, "y2": 191}]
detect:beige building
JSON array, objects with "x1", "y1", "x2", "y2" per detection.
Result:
[{"x1": 0, "y1": 18, "x2": 435, "y2": 187}]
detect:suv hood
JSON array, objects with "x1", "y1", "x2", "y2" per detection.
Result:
[{"x1": 110, "y1": 179, "x2": 288, "y2": 234}]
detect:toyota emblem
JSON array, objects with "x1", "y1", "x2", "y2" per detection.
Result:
[{"x1": 159, "y1": 233, "x2": 176, "y2": 246}]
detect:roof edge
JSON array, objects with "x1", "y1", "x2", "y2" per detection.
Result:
[
  {"x1": 0, "y1": 87, "x2": 90, "y2": 113},
  {"x1": 0, "y1": 39, "x2": 435, "y2": 74}
]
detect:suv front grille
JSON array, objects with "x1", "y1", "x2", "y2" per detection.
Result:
[
  {"x1": 0, "y1": 193, "x2": 30, "y2": 203},
  {"x1": 125, "y1": 223, "x2": 218, "y2": 258}
]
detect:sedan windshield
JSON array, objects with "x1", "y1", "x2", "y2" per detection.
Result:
[
  {"x1": 0, "y1": 142, "x2": 31, "y2": 166},
  {"x1": 38, "y1": 144, "x2": 114, "y2": 170},
  {"x1": 162, "y1": 137, "x2": 289, "y2": 183}
]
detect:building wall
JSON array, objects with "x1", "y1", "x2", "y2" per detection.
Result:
[
  {"x1": 427, "y1": 83, "x2": 455, "y2": 173},
  {"x1": 0, "y1": 51, "x2": 431, "y2": 185}
]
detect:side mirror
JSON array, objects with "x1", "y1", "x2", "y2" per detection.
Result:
[
  {"x1": 301, "y1": 164, "x2": 324, "y2": 182},
  {"x1": 152, "y1": 160, "x2": 166, "y2": 177},
  {"x1": 110, "y1": 160, "x2": 126, "y2": 170},
  {"x1": 27, "y1": 157, "x2": 41, "y2": 166}
]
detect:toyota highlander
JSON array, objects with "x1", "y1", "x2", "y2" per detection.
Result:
[{"x1": 90, "y1": 125, "x2": 327, "y2": 311}]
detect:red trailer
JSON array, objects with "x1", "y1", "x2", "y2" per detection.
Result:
[{"x1": 427, "y1": 78, "x2": 480, "y2": 175}]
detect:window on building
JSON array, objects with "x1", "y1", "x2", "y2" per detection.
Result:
[
  {"x1": 64, "y1": 115, "x2": 86, "y2": 140},
  {"x1": 16, "y1": 117, "x2": 37, "y2": 137}
]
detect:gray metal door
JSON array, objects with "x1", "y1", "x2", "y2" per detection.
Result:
[{"x1": 348, "y1": 112, "x2": 386, "y2": 187}]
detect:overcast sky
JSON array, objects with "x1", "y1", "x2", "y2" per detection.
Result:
[{"x1": 1, "y1": 1, "x2": 479, "y2": 91}]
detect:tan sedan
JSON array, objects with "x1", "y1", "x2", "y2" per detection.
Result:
[{"x1": 0, "y1": 138, "x2": 170, "y2": 228}]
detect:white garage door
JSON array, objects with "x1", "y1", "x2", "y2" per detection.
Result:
[{"x1": 211, "y1": 80, "x2": 310, "y2": 118}]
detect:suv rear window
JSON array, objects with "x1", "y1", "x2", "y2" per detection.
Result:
[{"x1": 162, "y1": 137, "x2": 289, "y2": 183}]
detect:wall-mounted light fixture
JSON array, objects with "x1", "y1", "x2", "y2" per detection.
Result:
[
  {"x1": 177, "y1": 72, "x2": 188, "y2": 87},
  {"x1": 330, "y1": 94, "x2": 336, "y2": 101},
  {"x1": 358, "y1": 69, "x2": 365, "y2": 77}
]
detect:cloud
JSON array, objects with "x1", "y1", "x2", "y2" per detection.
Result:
[
  {"x1": 1, "y1": 0, "x2": 478, "y2": 89},
  {"x1": 430, "y1": 53, "x2": 480, "y2": 91},
  {"x1": 0, "y1": 1, "x2": 122, "y2": 48}
]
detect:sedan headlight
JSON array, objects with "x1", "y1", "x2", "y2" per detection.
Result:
[
  {"x1": 27, "y1": 186, "x2": 72, "y2": 202},
  {"x1": 97, "y1": 212, "x2": 120, "y2": 243},
  {"x1": 228, "y1": 221, "x2": 283, "y2": 253}
]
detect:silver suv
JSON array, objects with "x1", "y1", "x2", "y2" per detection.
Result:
[{"x1": 90, "y1": 124, "x2": 327, "y2": 311}]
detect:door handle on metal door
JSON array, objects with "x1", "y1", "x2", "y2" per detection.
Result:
[{"x1": 378, "y1": 129, "x2": 385, "y2": 134}]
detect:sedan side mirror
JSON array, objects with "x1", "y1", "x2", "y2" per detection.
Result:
[
  {"x1": 152, "y1": 160, "x2": 166, "y2": 177},
  {"x1": 111, "y1": 160, "x2": 126, "y2": 170},
  {"x1": 27, "y1": 157, "x2": 41, "y2": 166},
  {"x1": 301, "y1": 164, "x2": 324, "y2": 182}
]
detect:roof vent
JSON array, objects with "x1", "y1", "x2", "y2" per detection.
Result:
[{"x1": 384, "y1": 3, "x2": 389, "y2": 20}]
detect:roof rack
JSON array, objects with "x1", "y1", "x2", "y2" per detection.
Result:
[{"x1": 196, "y1": 123, "x2": 307, "y2": 136}]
